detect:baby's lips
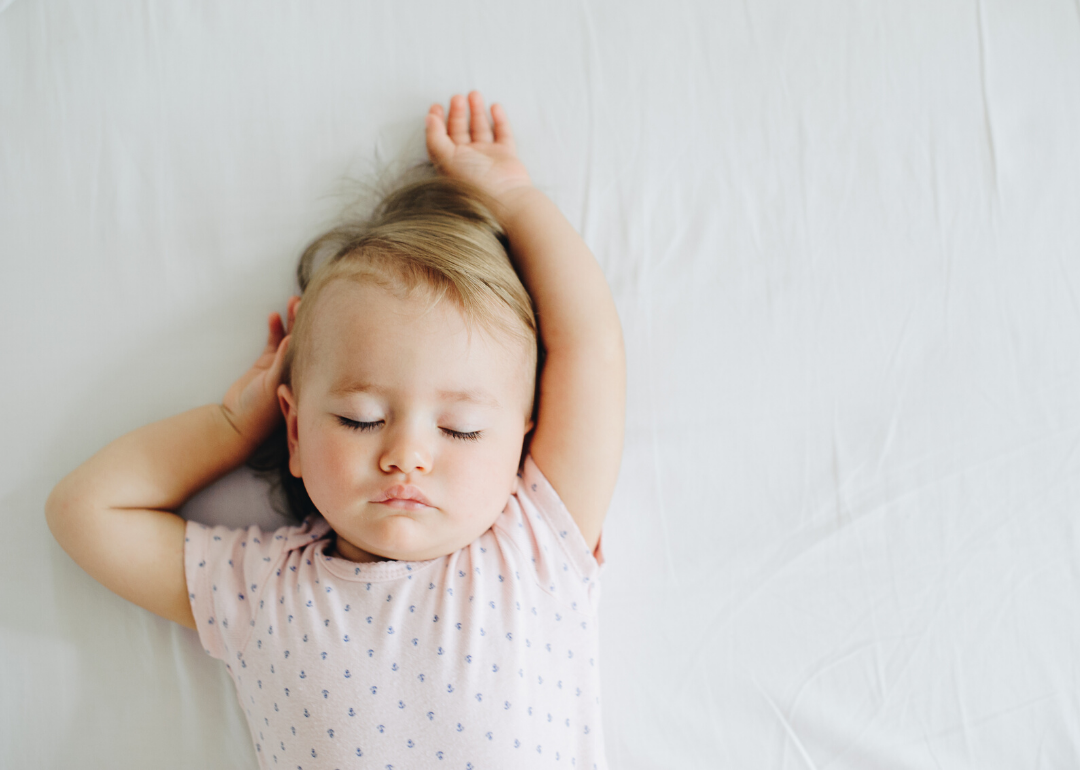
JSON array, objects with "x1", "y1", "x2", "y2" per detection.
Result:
[{"x1": 372, "y1": 484, "x2": 432, "y2": 507}]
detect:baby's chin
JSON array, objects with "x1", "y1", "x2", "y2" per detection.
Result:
[
  {"x1": 331, "y1": 517, "x2": 450, "y2": 563},
  {"x1": 330, "y1": 506, "x2": 499, "y2": 563}
]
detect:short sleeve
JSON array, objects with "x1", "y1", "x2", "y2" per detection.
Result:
[
  {"x1": 497, "y1": 454, "x2": 607, "y2": 612},
  {"x1": 184, "y1": 520, "x2": 281, "y2": 661}
]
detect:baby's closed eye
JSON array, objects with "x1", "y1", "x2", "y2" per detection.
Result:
[
  {"x1": 336, "y1": 417, "x2": 382, "y2": 432},
  {"x1": 335, "y1": 415, "x2": 481, "y2": 441},
  {"x1": 441, "y1": 428, "x2": 482, "y2": 442}
]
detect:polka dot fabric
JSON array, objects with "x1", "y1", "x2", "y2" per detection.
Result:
[{"x1": 184, "y1": 455, "x2": 608, "y2": 769}]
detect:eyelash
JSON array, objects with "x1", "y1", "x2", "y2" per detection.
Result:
[
  {"x1": 336, "y1": 416, "x2": 482, "y2": 442},
  {"x1": 337, "y1": 417, "x2": 382, "y2": 432}
]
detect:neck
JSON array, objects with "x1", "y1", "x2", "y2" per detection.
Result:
[{"x1": 332, "y1": 535, "x2": 391, "y2": 563}]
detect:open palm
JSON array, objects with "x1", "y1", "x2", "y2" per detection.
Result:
[
  {"x1": 221, "y1": 312, "x2": 289, "y2": 444},
  {"x1": 426, "y1": 91, "x2": 532, "y2": 200}
]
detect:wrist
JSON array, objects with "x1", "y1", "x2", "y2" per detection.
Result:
[
  {"x1": 496, "y1": 185, "x2": 546, "y2": 227},
  {"x1": 215, "y1": 403, "x2": 270, "y2": 458}
]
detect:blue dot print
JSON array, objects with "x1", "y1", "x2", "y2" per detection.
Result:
[{"x1": 183, "y1": 455, "x2": 607, "y2": 767}]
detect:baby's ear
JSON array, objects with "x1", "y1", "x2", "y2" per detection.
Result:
[
  {"x1": 277, "y1": 383, "x2": 302, "y2": 478},
  {"x1": 286, "y1": 295, "x2": 301, "y2": 333}
]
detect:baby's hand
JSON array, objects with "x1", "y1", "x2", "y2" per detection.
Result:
[
  {"x1": 426, "y1": 91, "x2": 532, "y2": 201},
  {"x1": 221, "y1": 311, "x2": 290, "y2": 447}
]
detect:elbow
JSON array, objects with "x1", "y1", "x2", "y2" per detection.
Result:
[
  {"x1": 44, "y1": 481, "x2": 67, "y2": 536},
  {"x1": 45, "y1": 475, "x2": 80, "y2": 540}
]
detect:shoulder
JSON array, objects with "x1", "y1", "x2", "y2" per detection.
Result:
[
  {"x1": 491, "y1": 456, "x2": 606, "y2": 608},
  {"x1": 184, "y1": 514, "x2": 332, "y2": 659},
  {"x1": 185, "y1": 513, "x2": 331, "y2": 559}
]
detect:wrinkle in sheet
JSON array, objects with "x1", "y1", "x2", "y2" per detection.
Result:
[
  {"x1": 830, "y1": 412, "x2": 858, "y2": 531},
  {"x1": 666, "y1": 522, "x2": 898, "y2": 701},
  {"x1": 663, "y1": 503, "x2": 893, "y2": 703},
  {"x1": 876, "y1": 573, "x2": 966, "y2": 720},
  {"x1": 754, "y1": 677, "x2": 822, "y2": 769},
  {"x1": 1057, "y1": 254, "x2": 1080, "y2": 327},
  {"x1": 13, "y1": 2, "x2": 1080, "y2": 766},
  {"x1": 858, "y1": 515, "x2": 891, "y2": 718},
  {"x1": 645, "y1": 318, "x2": 680, "y2": 588},
  {"x1": 919, "y1": 690, "x2": 1058, "y2": 756},
  {"x1": 982, "y1": 559, "x2": 1059, "y2": 648},
  {"x1": 930, "y1": 143, "x2": 960, "y2": 347},
  {"x1": 1031, "y1": 719, "x2": 1052, "y2": 769},
  {"x1": 628, "y1": 43, "x2": 680, "y2": 589},
  {"x1": 974, "y1": 0, "x2": 1000, "y2": 208},
  {"x1": 872, "y1": 300, "x2": 919, "y2": 478},
  {"x1": 740, "y1": 0, "x2": 759, "y2": 54},
  {"x1": 785, "y1": 635, "x2": 888, "y2": 719},
  {"x1": 577, "y1": 0, "x2": 600, "y2": 241}
]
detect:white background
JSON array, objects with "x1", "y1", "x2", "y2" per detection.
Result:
[{"x1": 3, "y1": 1, "x2": 1080, "y2": 767}]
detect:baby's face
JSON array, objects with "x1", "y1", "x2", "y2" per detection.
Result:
[{"x1": 278, "y1": 280, "x2": 534, "y2": 563}]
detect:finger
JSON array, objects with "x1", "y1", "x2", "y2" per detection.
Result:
[
  {"x1": 264, "y1": 312, "x2": 285, "y2": 353},
  {"x1": 425, "y1": 110, "x2": 455, "y2": 166},
  {"x1": 468, "y1": 91, "x2": 493, "y2": 143},
  {"x1": 446, "y1": 93, "x2": 470, "y2": 144},
  {"x1": 491, "y1": 103, "x2": 516, "y2": 151},
  {"x1": 261, "y1": 335, "x2": 291, "y2": 401}
]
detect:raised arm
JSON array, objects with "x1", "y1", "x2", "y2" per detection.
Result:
[
  {"x1": 45, "y1": 312, "x2": 292, "y2": 629},
  {"x1": 426, "y1": 92, "x2": 625, "y2": 552}
]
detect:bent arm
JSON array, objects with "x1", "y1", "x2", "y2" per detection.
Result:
[
  {"x1": 499, "y1": 186, "x2": 626, "y2": 553},
  {"x1": 426, "y1": 91, "x2": 626, "y2": 551},
  {"x1": 45, "y1": 404, "x2": 260, "y2": 630}
]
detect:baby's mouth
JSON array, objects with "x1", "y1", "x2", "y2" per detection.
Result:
[
  {"x1": 371, "y1": 484, "x2": 433, "y2": 509},
  {"x1": 375, "y1": 498, "x2": 431, "y2": 511}
]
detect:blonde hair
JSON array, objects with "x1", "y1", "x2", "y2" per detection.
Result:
[{"x1": 283, "y1": 171, "x2": 538, "y2": 402}]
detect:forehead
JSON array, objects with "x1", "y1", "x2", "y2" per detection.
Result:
[{"x1": 304, "y1": 280, "x2": 528, "y2": 404}]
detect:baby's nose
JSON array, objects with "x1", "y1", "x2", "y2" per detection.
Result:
[{"x1": 378, "y1": 425, "x2": 433, "y2": 474}]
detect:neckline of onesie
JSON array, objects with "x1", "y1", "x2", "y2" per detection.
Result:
[{"x1": 313, "y1": 536, "x2": 444, "y2": 583}]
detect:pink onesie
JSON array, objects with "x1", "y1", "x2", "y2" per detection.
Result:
[{"x1": 184, "y1": 455, "x2": 608, "y2": 769}]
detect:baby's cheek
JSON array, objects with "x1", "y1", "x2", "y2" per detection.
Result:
[
  {"x1": 474, "y1": 443, "x2": 522, "y2": 512},
  {"x1": 305, "y1": 433, "x2": 359, "y2": 504}
]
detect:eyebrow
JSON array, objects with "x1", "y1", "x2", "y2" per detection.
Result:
[{"x1": 328, "y1": 381, "x2": 501, "y2": 408}]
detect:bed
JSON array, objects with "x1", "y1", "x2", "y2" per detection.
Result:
[{"x1": 4, "y1": 0, "x2": 1079, "y2": 766}]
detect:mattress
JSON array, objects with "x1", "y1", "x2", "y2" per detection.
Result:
[{"x1": 4, "y1": 0, "x2": 1079, "y2": 767}]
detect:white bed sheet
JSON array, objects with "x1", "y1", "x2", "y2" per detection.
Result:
[{"x1": 4, "y1": 0, "x2": 1080, "y2": 767}]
